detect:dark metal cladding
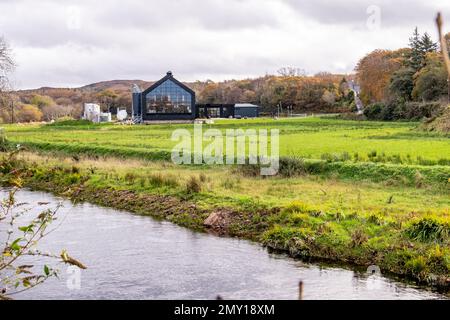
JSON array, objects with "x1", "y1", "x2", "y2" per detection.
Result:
[{"x1": 139, "y1": 72, "x2": 196, "y2": 121}]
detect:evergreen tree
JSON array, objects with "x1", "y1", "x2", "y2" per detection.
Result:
[
  {"x1": 419, "y1": 33, "x2": 438, "y2": 57},
  {"x1": 407, "y1": 27, "x2": 422, "y2": 72}
]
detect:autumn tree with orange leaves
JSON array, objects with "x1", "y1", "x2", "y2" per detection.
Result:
[{"x1": 355, "y1": 49, "x2": 409, "y2": 105}]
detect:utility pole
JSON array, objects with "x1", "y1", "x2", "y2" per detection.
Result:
[
  {"x1": 448, "y1": 76, "x2": 450, "y2": 104},
  {"x1": 10, "y1": 99, "x2": 14, "y2": 124}
]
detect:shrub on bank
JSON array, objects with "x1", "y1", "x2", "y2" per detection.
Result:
[
  {"x1": 186, "y1": 176, "x2": 202, "y2": 194},
  {"x1": 405, "y1": 218, "x2": 450, "y2": 243},
  {"x1": 363, "y1": 101, "x2": 444, "y2": 121}
]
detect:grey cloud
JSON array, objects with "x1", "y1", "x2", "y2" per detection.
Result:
[
  {"x1": 95, "y1": 0, "x2": 280, "y2": 30},
  {"x1": 285, "y1": 0, "x2": 448, "y2": 27},
  {"x1": 3, "y1": 0, "x2": 447, "y2": 89},
  {"x1": 0, "y1": 0, "x2": 280, "y2": 49}
]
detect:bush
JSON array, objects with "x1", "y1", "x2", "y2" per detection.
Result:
[
  {"x1": 15, "y1": 104, "x2": 43, "y2": 123},
  {"x1": 278, "y1": 157, "x2": 307, "y2": 177},
  {"x1": 186, "y1": 176, "x2": 202, "y2": 194},
  {"x1": 363, "y1": 103, "x2": 385, "y2": 120},
  {"x1": 0, "y1": 129, "x2": 11, "y2": 152},
  {"x1": 351, "y1": 228, "x2": 368, "y2": 247},
  {"x1": 148, "y1": 173, "x2": 179, "y2": 188},
  {"x1": 364, "y1": 101, "x2": 444, "y2": 121},
  {"x1": 405, "y1": 218, "x2": 449, "y2": 242},
  {"x1": 124, "y1": 172, "x2": 136, "y2": 184}
]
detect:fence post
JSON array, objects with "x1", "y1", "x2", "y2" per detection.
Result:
[{"x1": 298, "y1": 281, "x2": 304, "y2": 300}]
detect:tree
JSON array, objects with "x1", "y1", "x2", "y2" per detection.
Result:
[
  {"x1": 96, "y1": 89, "x2": 118, "y2": 111},
  {"x1": 15, "y1": 104, "x2": 43, "y2": 122},
  {"x1": 388, "y1": 29, "x2": 437, "y2": 102},
  {"x1": 277, "y1": 67, "x2": 306, "y2": 77},
  {"x1": 198, "y1": 82, "x2": 220, "y2": 104},
  {"x1": 0, "y1": 37, "x2": 14, "y2": 92},
  {"x1": 406, "y1": 28, "x2": 438, "y2": 72},
  {"x1": 355, "y1": 49, "x2": 405, "y2": 104},
  {"x1": 412, "y1": 52, "x2": 448, "y2": 101},
  {"x1": 407, "y1": 27, "x2": 423, "y2": 72},
  {"x1": 390, "y1": 67, "x2": 415, "y2": 100},
  {"x1": 30, "y1": 94, "x2": 56, "y2": 109},
  {"x1": 0, "y1": 37, "x2": 15, "y2": 123},
  {"x1": 41, "y1": 104, "x2": 68, "y2": 121},
  {"x1": 419, "y1": 33, "x2": 438, "y2": 57},
  {"x1": 321, "y1": 90, "x2": 336, "y2": 105}
]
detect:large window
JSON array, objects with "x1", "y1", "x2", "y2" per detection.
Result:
[
  {"x1": 208, "y1": 107, "x2": 221, "y2": 118},
  {"x1": 146, "y1": 79, "x2": 192, "y2": 114}
]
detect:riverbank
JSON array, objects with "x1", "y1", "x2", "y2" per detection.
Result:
[
  {"x1": 8, "y1": 189, "x2": 446, "y2": 300},
  {"x1": 0, "y1": 150, "x2": 448, "y2": 291}
]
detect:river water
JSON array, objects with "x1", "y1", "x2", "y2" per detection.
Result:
[{"x1": 1, "y1": 189, "x2": 447, "y2": 300}]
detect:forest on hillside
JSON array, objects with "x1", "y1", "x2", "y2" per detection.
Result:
[{"x1": 356, "y1": 29, "x2": 450, "y2": 123}]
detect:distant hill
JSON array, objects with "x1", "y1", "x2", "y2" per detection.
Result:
[
  {"x1": 79, "y1": 80, "x2": 153, "y2": 92},
  {"x1": 16, "y1": 79, "x2": 205, "y2": 109},
  {"x1": 15, "y1": 80, "x2": 156, "y2": 113},
  {"x1": 18, "y1": 80, "x2": 153, "y2": 97}
]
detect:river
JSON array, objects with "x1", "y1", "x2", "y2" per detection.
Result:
[{"x1": 1, "y1": 189, "x2": 447, "y2": 300}]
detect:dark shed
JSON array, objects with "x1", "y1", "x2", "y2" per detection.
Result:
[{"x1": 234, "y1": 103, "x2": 259, "y2": 118}]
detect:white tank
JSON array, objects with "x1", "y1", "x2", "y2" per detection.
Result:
[
  {"x1": 83, "y1": 103, "x2": 101, "y2": 122},
  {"x1": 117, "y1": 109, "x2": 128, "y2": 121}
]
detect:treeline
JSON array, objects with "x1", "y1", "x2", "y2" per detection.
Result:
[
  {"x1": 1, "y1": 73, "x2": 356, "y2": 123},
  {"x1": 1, "y1": 85, "x2": 134, "y2": 123},
  {"x1": 0, "y1": 93, "x2": 82, "y2": 123},
  {"x1": 194, "y1": 72, "x2": 356, "y2": 114},
  {"x1": 356, "y1": 28, "x2": 450, "y2": 121}
]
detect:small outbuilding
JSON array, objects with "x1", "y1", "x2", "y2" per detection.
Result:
[{"x1": 234, "y1": 103, "x2": 259, "y2": 118}]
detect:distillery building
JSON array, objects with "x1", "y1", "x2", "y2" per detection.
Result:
[{"x1": 132, "y1": 72, "x2": 259, "y2": 122}]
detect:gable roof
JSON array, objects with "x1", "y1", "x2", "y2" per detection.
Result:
[
  {"x1": 141, "y1": 71, "x2": 196, "y2": 97},
  {"x1": 234, "y1": 103, "x2": 260, "y2": 108}
]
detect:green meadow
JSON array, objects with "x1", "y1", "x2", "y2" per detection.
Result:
[{"x1": 3, "y1": 117, "x2": 450, "y2": 165}]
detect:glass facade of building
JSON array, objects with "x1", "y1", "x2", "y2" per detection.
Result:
[{"x1": 145, "y1": 79, "x2": 192, "y2": 114}]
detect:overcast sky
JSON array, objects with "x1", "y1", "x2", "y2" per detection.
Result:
[{"x1": 1, "y1": 0, "x2": 450, "y2": 89}]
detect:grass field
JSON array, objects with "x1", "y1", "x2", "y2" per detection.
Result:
[
  {"x1": 3, "y1": 117, "x2": 450, "y2": 165},
  {"x1": 1, "y1": 117, "x2": 449, "y2": 287}
]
